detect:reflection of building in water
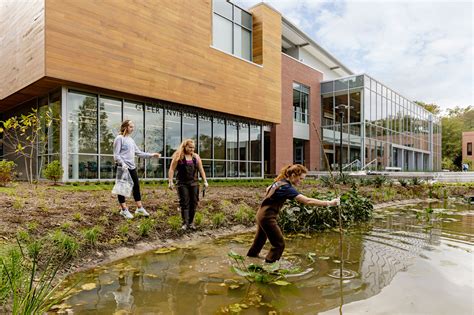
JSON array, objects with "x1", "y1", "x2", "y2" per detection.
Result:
[{"x1": 357, "y1": 226, "x2": 441, "y2": 297}]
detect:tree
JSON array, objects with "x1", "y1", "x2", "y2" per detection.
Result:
[
  {"x1": 441, "y1": 106, "x2": 474, "y2": 170},
  {"x1": 42, "y1": 160, "x2": 64, "y2": 185},
  {"x1": 415, "y1": 101, "x2": 441, "y2": 115},
  {"x1": 0, "y1": 108, "x2": 57, "y2": 183}
]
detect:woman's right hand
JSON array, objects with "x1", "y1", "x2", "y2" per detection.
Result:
[{"x1": 329, "y1": 198, "x2": 340, "y2": 206}]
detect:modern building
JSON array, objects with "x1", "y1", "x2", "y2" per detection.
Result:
[
  {"x1": 462, "y1": 131, "x2": 474, "y2": 166},
  {"x1": 0, "y1": 0, "x2": 441, "y2": 182}
]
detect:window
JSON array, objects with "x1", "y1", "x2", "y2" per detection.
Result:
[
  {"x1": 468, "y1": 142, "x2": 472, "y2": 156},
  {"x1": 293, "y1": 82, "x2": 309, "y2": 124},
  {"x1": 212, "y1": 0, "x2": 252, "y2": 61}
]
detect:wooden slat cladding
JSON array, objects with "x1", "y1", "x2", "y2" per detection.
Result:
[
  {"x1": 0, "y1": 0, "x2": 45, "y2": 101},
  {"x1": 44, "y1": 1, "x2": 282, "y2": 123}
]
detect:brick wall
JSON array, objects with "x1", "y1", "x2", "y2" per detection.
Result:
[{"x1": 270, "y1": 54, "x2": 323, "y2": 174}]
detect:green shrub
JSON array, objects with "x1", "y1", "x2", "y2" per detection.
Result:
[
  {"x1": 50, "y1": 230, "x2": 79, "y2": 258},
  {"x1": 373, "y1": 175, "x2": 387, "y2": 188},
  {"x1": 234, "y1": 203, "x2": 255, "y2": 224},
  {"x1": 138, "y1": 218, "x2": 155, "y2": 237},
  {"x1": 167, "y1": 215, "x2": 182, "y2": 231},
  {"x1": 0, "y1": 160, "x2": 16, "y2": 186},
  {"x1": 319, "y1": 175, "x2": 334, "y2": 188},
  {"x1": 194, "y1": 212, "x2": 203, "y2": 226},
  {"x1": 72, "y1": 212, "x2": 83, "y2": 222},
  {"x1": 42, "y1": 160, "x2": 63, "y2": 185},
  {"x1": 410, "y1": 177, "x2": 422, "y2": 186},
  {"x1": 212, "y1": 212, "x2": 225, "y2": 228},
  {"x1": 279, "y1": 187, "x2": 373, "y2": 232},
  {"x1": 398, "y1": 178, "x2": 409, "y2": 187},
  {"x1": 83, "y1": 226, "x2": 102, "y2": 246}
]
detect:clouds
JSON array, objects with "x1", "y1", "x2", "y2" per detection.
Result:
[{"x1": 234, "y1": 0, "x2": 473, "y2": 112}]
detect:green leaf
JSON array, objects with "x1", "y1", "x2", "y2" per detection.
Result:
[{"x1": 272, "y1": 280, "x2": 290, "y2": 286}]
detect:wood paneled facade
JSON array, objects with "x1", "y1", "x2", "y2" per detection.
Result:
[
  {"x1": 0, "y1": 0, "x2": 45, "y2": 111},
  {"x1": 1, "y1": 1, "x2": 281, "y2": 123}
]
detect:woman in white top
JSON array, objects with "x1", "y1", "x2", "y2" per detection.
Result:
[{"x1": 113, "y1": 120, "x2": 161, "y2": 219}]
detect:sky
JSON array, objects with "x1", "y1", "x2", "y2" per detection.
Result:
[{"x1": 234, "y1": 0, "x2": 473, "y2": 114}]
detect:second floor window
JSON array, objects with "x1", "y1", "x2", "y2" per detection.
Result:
[
  {"x1": 293, "y1": 82, "x2": 309, "y2": 124},
  {"x1": 468, "y1": 142, "x2": 472, "y2": 156},
  {"x1": 212, "y1": 0, "x2": 252, "y2": 61}
]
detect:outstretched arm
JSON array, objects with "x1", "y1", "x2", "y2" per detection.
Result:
[{"x1": 295, "y1": 194, "x2": 340, "y2": 207}]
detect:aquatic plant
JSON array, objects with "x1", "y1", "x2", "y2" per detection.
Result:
[
  {"x1": 227, "y1": 251, "x2": 292, "y2": 285},
  {"x1": 279, "y1": 186, "x2": 373, "y2": 232}
]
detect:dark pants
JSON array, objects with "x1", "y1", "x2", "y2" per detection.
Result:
[
  {"x1": 117, "y1": 168, "x2": 141, "y2": 203},
  {"x1": 177, "y1": 185, "x2": 199, "y2": 226},
  {"x1": 247, "y1": 207, "x2": 285, "y2": 263}
]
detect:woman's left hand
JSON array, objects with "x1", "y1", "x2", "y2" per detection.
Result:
[{"x1": 153, "y1": 153, "x2": 161, "y2": 158}]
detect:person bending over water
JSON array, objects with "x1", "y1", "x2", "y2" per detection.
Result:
[{"x1": 247, "y1": 164, "x2": 339, "y2": 263}]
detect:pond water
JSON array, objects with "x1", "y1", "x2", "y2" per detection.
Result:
[{"x1": 57, "y1": 201, "x2": 473, "y2": 314}]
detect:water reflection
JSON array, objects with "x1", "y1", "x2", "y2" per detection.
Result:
[{"x1": 59, "y1": 201, "x2": 473, "y2": 314}]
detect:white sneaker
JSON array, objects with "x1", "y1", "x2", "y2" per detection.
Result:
[
  {"x1": 135, "y1": 207, "x2": 150, "y2": 217},
  {"x1": 120, "y1": 208, "x2": 134, "y2": 219}
]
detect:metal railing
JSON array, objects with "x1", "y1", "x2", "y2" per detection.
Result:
[
  {"x1": 362, "y1": 159, "x2": 377, "y2": 170},
  {"x1": 342, "y1": 159, "x2": 361, "y2": 171}
]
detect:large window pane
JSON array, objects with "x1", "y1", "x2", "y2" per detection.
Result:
[
  {"x1": 349, "y1": 90, "x2": 361, "y2": 123},
  {"x1": 145, "y1": 104, "x2": 164, "y2": 155},
  {"x1": 99, "y1": 97, "x2": 122, "y2": 155},
  {"x1": 227, "y1": 161, "x2": 238, "y2": 177},
  {"x1": 182, "y1": 112, "x2": 197, "y2": 141},
  {"x1": 250, "y1": 124, "x2": 261, "y2": 161},
  {"x1": 123, "y1": 101, "x2": 144, "y2": 149},
  {"x1": 234, "y1": 25, "x2": 251, "y2": 61},
  {"x1": 213, "y1": 118, "x2": 225, "y2": 159},
  {"x1": 68, "y1": 91, "x2": 98, "y2": 154},
  {"x1": 100, "y1": 156, "x2": 115, "y2": 179},
  {"x1": 226, "y1": 120, "x2": 238, "y2": 161},
  {"x1": 322, "y1": 94, "x2": 334, "y2": 126},
  {"x1": 239, "y1": 122, "x2": 249, "y2": 161},
  {"x1": 213, "y1": 14, "x2": 232, "y2": 53},
  {"x1": 49, "y1": 90, "x2": 61, "y2": 154},
  {"x1": 38, "y1": 96, "x2": 49, "y2": 156},
  {"x1": 69, "y1": 155, "x2": 98, "y2": 180},
  {"x1": 214, "y1": 161, "x2": 225, "y2": 177},
  {"x1": 198, "y1": 115, "x2": 212, "y2": 159},
  {"x1": 213, "y1": 0, "x2": 232, "y2": 19},
  {"x1": 165, "y1": 109, "x2": 181, "y2": 157}
]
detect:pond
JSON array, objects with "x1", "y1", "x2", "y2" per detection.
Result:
[{"x1": 56, "y1": 201, "x2": 473, "y2": 314}]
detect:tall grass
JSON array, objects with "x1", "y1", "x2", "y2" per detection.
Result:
[{"x1": 0, "y1": 239, "x2": 76, "y2": 314}]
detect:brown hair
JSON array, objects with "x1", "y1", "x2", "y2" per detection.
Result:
[
  {"x1": 172, "y1": 139, "x2": 196, "y2": 161},
  {"x1": 120, "y1": 120, "x2": 132, "y2": 136},
  {"x1": 275, "y1": 164, "x2": 308, "y2": 181}
]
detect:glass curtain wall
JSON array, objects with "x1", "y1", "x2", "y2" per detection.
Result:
[
  {"x1": 66, "y1": 90, "x2": 263, "y2": 180},
  {"x1": 37, "y1": 89, "x2": 61, "y2": 178},
  {"x1": 321, "y1": 75, "x2": 440, "y2": 171},
  {"x1": 321, "y1": 76, "x2": 363, "y2": 171}
]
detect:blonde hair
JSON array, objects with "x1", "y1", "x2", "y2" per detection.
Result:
[
  {"x1": 275, "y1": 164, "x2": 308, "y2": 181},
  {"x1": 120, "y1": 120, "x2": 132, "y2": 136},
  {"x1": 172, "y1": 139, "x2": 196, "y2": 161}
]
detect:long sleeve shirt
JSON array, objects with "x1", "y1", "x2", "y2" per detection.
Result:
[{"x1": 113, "y1": 135, "x2": 154, "y2": 170}]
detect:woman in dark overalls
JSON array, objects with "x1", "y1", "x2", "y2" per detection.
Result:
[
  {"x1": 247, "y1": 164, "x2": 339, "y2": 263},
  {"x1": 168, "y1": 139, "x2": 208, "y2": 230}
]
